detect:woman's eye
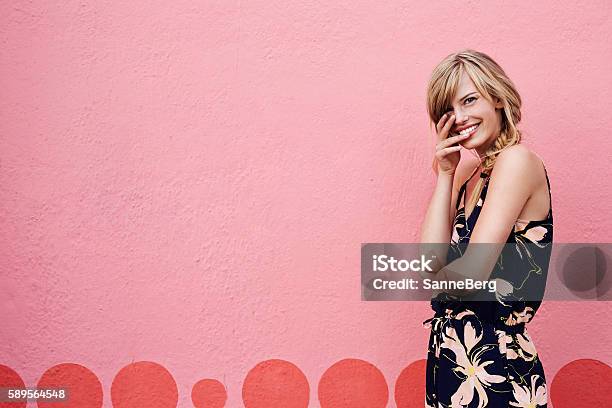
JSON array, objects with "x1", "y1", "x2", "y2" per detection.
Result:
[{"x1": 464, "y1": 97, "x2": 476, "y2": 104}]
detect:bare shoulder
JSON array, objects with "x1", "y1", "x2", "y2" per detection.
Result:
[
  {"x1": 496, "y1": 144, "x2": 543, "y2": 169},
  {"x1": 494, "y1": 144, "x2": 546, "y2": 188}
]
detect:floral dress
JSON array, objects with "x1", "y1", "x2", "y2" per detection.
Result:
[{"x1": 423, "y1": 162, "x2": 553, "y2": 408}]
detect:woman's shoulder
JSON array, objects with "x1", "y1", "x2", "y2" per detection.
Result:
[
  {"x1": 497, "y1": 144, "x2": 545, "y2": 168},
  {"x1": 494, "y1": 144, "x2": 549, "y2": 193},
  {"x1": 495, "y1": 144, "x2": 547, "y2": 177}
]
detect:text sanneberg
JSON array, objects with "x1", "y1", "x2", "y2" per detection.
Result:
[{"x1": 371, "y1": 254, "x2": 497, "y2": 293}]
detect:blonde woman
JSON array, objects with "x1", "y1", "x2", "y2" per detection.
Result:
[{"x1": 420, "y1": 50, "x2": 552, "y2": 407}]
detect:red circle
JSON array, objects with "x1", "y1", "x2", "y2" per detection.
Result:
[
  {"x1": 318, "y1": 358, "x2": 388, "y2": 408},
  {"x1": 551, "y1": 359, "x2": 612, "y2": 407},
  {"x1": 37, "y1": 363, "x2": 102, "y2": 408},
  {"x1": 191, "y1": 379, "x2": 226, "y2": 408},
  {"x1": 0, "y1": 365, "x2": 26, "y2": 408},
  {"x1": 242, "y1": 359, "x2": 309, "y2": 408},
  {"x1": 394, "y1": 360, "x2": 426, "y2": 408},
  {"x1": 111, "y1": 361, "x2": 178, "y2": 408}
]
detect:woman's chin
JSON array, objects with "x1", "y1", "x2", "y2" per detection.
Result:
[
  {"x1": 460, "y1": 139, "x2": 474, "y2": 148},
  {"x1": 460, "y1": 136, "x2": 482, "y2": 149}
]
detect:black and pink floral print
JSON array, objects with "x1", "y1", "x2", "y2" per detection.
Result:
[{"x1": 423, "y1": 162, "x2": 553, "y2": 408}]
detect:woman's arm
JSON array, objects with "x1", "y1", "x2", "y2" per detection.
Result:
[
  {"x1": 419, "y1": 171, "x2": 455, "y2": 273},
  {"x1": 418, "y1": 112, "x2": 467, "y2": 274},
  {"x1": 429, "y1": 146, "x2": 540, "y2": 296}
]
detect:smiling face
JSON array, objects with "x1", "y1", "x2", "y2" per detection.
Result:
[{"x1": 447, "y1": 72, "x2": 504, "y2": 156}]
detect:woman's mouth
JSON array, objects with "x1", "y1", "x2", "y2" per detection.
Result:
[{"x1": 452, "y1": 123, "x2": 480, "y2": 138}]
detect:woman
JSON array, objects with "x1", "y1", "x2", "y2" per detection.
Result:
[{"x1": 420, "y1": 50, "x2": 553, "y2": 407}]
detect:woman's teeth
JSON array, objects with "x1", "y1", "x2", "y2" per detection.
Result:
[{"x1": 455, "y1": 123, "x2": 479, "y2": 136}]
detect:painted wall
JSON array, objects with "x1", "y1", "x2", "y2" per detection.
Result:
[{"x1": 1, "y1": 1, "x2": 611, "y2": 407}]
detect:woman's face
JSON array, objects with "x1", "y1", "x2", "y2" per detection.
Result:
[{"x1": 447, "y1": 73, "x2": 504, "y2": 156}]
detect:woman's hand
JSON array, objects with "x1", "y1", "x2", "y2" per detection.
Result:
[{"x1": 434, "y1": 112, "x2": 468, "y2": 176}]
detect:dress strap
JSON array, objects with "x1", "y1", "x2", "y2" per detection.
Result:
[
  {"x1": 531, "y1": 152, "x2": 553, "y2": 219},
  {"x1": 542, "y1": 163, "x2": 553, "y2": 218}
]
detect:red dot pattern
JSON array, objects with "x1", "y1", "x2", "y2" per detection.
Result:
[
  {"x1": 318, "y1": 358, "x2": 388, "y2": 408},
  {"x1": 36, "y1": 363, "x2": 102, "y2": 408},
  {"x1": 242, "y1": 359, "x2": 309, "y2": 408},
  {"x1": 111, "y1": 361, "x2": 178, "y2": 408},
  {"x1": 550, "y1": 358, "x2": 612, "y2": 407},
  {"x1": 191, "y1": 379, "x2": 227, "y2": 408},
  {"x1": 0, "y1": 358, "x2": 609, "y2": 406},
  {"x1": 0, "y1": 364, "x2": 26, "y2": 408},
  {"x1": 394, "y1": 359, "x2": 426, "y2": 408}
]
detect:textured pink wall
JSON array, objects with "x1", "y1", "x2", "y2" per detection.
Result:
[{"x1": 1, "y1": 1, "x2": 611, "y2": 407}]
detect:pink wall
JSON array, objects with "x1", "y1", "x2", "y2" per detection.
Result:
[{"x1": 1, "y1": 1, "x2": 611, "y2": 407}]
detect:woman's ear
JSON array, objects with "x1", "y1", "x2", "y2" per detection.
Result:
[{"x1": 494, "y1": 97, "x2": 504, "y2": 109}]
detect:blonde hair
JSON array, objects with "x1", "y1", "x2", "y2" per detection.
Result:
[{"x1": 426, "y1": 49, "x2": 523, "y2": 211}]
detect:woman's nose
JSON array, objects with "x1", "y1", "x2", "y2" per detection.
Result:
[{"x1": 454, "y1": 111, "x2": 469, "y2": 124}]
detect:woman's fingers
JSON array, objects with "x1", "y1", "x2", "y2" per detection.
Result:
[
  {"x1": 440, "y1": 114, "x2": 455, "y2": 140},
  {"x1": 435, "y1": 113, "x2": 450, "y2": 133},
  {"x1": 437, "y1": 133, "x2": 468, "y2": 150},
  {"x1": 436, "y1": 112, "x2": 455, "y2": 140},
  {"x1": 435, "y1": 145, "x2": 462, "y2": 159},
  {"x1": 433, "y1": 111, "x2": 460, "y2": 175}
]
